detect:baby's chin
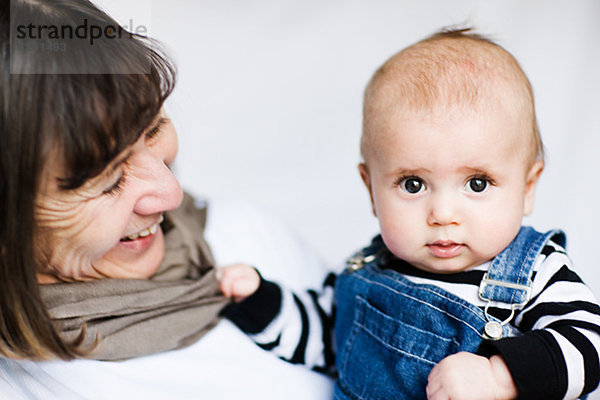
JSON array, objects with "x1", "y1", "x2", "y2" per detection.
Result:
[{"x1": 411, "y1": 257, "x2": 487, "y2": 275}]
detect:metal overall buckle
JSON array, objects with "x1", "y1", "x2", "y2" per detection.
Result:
[
  {"x1": 478, "y1": 275, "x2": 531, "y2": 340},
  {"x1": 346, "y1": 254, "x2": 376, "y2": 271}
]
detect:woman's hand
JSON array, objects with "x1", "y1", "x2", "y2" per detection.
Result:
[
  {"x1": 426, "y1": 352, "x2": 518, "y2": 400},
  {"x1": 217, "y1": 263, "x2": 261, "y2": 302}
]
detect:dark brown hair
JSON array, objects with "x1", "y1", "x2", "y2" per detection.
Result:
[{"x1": 0, "y1": 0, "x2": 176, "y2": 359}]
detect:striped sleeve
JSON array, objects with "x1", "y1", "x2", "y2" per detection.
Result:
[
  {"x1": 479, "y1": 241, "x2": 600, "y2": 399},
  {"x1": 222, "y1": 272, "x2": 337, "y2": 375}
]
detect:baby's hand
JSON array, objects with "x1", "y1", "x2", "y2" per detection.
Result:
[
  {"x1": 426, "y1": 352, "x2": 517, "y2": 400},
  {"x1": 217, "y1": 263, "x2": 260, "y2": 302}
]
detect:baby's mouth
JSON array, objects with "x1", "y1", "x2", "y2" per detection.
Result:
[
  {"x1": 426, "y1": 240, "x2": 465, "y2": 258},
  {"x1": 120, "y1": 215, "x2": 164, "y2": 242}
]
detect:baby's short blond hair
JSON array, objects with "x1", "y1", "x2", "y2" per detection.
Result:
[{"x1": 361, "y1": 28, "x2": 543, "y2": 166}]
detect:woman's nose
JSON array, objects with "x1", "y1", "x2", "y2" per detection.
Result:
[
  {"x1": 426, "y1": 192, "x2": 461, "y2": 226},
  {"x1": 133, "y1": 155, "x2": 183, "y2": 216}
]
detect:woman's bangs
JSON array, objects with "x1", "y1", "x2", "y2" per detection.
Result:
[{"x1": 55, "y1": 44, "x2": 176, "y2": 190}]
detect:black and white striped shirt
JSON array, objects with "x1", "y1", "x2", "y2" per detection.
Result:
[{"x1": 224, "y1": 239, "x2": 600, "y2": 399}]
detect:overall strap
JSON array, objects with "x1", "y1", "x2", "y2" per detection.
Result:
[
  {"x1": 479, "y1": 226, "x2": 565, "y2": 305},
  {"x1": 478, "y1": 226, "x2": 565, "y2": 339}
]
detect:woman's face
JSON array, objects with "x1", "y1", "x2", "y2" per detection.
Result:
[{"x1": 35, "y1": 110, "x2": 183, "y2": 283}]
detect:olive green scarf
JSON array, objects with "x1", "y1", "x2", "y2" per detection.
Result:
[{"x1": 40, "y1": 193, "x2": 229, "y2": 361}]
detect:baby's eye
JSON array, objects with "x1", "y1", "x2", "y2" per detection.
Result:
[
  {"x1": 399, "y1": 177, "x2": 425, "y2": 194},
  {"x1": 466, "y1": 177, "x2": 489, "y2": 193}
]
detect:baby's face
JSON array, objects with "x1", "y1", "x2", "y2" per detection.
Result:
[{"x1": 360, "y1": 108, "x2": 543, "y2": 273}]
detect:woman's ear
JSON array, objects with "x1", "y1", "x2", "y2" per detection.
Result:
[
  {"x1": 358, "y1": 163, "x2": 377, "y2": 217},
  {"x1": 523, "y1": 160, "x2": 544, "y2": 216}
]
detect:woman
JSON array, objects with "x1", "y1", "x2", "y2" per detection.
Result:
[
  {"x1": 0, "y1": 2, "x2": 335, "y2": 397},
  {"x1": 1, "y1": 0, "x2": 228, "y2": 361}
]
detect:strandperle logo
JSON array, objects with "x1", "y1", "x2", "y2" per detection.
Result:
[
  {"x1": 15, "y1": 18, "x2": 147, "y2": 46},
  {"x1": 10, "y1": 0, "x2": 152, "y2": 74}
]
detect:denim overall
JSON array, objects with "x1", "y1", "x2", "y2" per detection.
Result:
[{"x1": 333, "y1": 226, "x2": 565, "y2": 400}]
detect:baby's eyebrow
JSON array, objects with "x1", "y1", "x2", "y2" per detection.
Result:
[
  {"x1": 392, "y1": 167, "x2": 432, "y2": 176},
  {"x1": 459, "y1": 165, "x2": 496, "y2": 175}
]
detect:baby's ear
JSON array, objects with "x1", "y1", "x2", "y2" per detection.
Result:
[
  {"x1": 523, "y1": 160, "x2": 544, "y2": 216},
  {"x1": 358, "y1": 163, "x2": 377, "y2": 217}
]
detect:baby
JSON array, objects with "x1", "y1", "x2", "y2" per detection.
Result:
[{"x1": 219, "y1": 28, "x2": 600, "y2": 399}]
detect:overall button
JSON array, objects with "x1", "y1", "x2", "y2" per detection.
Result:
[{"x1": 484, "y1": 321, "x2": 503, "y2": 340}]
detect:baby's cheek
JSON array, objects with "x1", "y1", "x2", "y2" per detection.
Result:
[
  {"x1": 379, "y1": 226, "x2": 410, "y2": 259},
  {"x1": 472, "y1": 211, "x2": 522, "y2": 258}
]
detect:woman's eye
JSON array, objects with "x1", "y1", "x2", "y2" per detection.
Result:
[
  {"x1": 145, "y1": 117, "x2": 167, "y2": 143},
  {"x1": 102, "y1": 174, "x2": 126, "y2": 196},
  {"x1": 466, "y1": 177, "x2": 488, "y2": 193},
  {"x1": 400, "y1": 177, "x2": 425, "y2": 194}
]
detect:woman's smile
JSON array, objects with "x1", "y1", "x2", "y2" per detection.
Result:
[
  {"x1": 118, "y1": 215, "x2": 164, "y2": 253},
  {"x1": 120, "y1": 215, "x2": 164, "y2": 242}
]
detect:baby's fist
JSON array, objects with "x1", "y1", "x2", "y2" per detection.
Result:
[{"x1": 217, "y1": 263, "x2": 260, "y2": 302}]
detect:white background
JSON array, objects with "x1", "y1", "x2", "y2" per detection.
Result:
[{"x1": 98, "y1": 0, "x2": 600, "y2": 293}]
